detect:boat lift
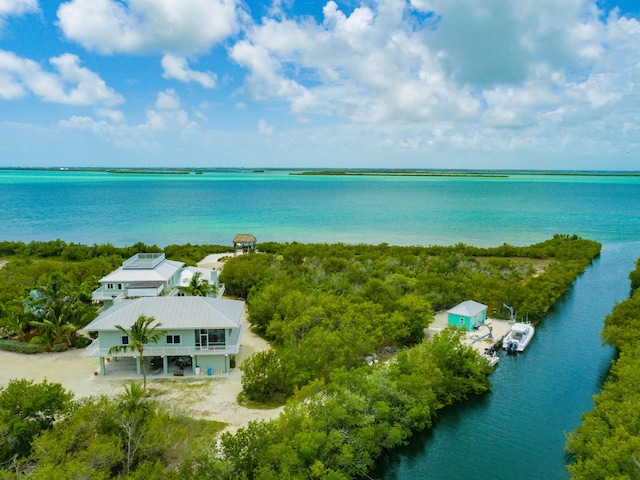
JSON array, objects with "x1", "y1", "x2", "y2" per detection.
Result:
[{"x1": 503, "y1": 303, "x2": 516, "y2": 323}]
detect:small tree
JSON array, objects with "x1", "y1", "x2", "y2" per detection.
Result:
[
  {"x1": 109, "y1": 315, "x2": 166, "y2": 390},
  {"x1": 240, "y1": 350, "x2": 291, "y2": 404},
  {"x1": 0, "y1": 379, "x2": 73, "y2": 463}
]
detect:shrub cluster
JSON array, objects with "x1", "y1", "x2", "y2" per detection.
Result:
[
  {"x1": 0, "y1": 380, "x2": 225, "y2": 478},
  {"x1": 0, "y1": 339, "x2": 46, "y2": 354},
  {"x1": 0, "y1": 239, "x2": 230, "y2": 266}
]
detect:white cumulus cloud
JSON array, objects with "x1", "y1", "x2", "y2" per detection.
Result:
[
  {"x1": 161, "y1": 54, "x2": 216, "y2": 88},
  {"x1": 57, "y1": 0, "x2": 241, "y2": 54},
  {"x1": 155, "y1": 88, "x2": 180, "y2": 110},
  {"x1": 258, "y1": 118, "x2": 274, "y2": 135},
  {"x1": 6, "y1": 0, "x2": 640, "y2": 167},
  {"x1": 228, "y1": 0, "x2": 640, "y2": 146},
  {"x1": 95, "y1": 108, "x2": 125, "y2": 123},
  {"x1": 0, "y1": 50, "x2": 123, "y2": 106},
  {"x1": 231, "y1": 0, "x2": 478, "y2": 122},
  {"x1": 0, "y1": 0, "x2": 38, "y2": 18},
  {"x1": 231, "y1": 39, "x2": 314, "y2": 113}
]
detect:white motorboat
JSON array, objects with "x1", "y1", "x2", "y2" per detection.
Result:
[{"x1": 502, "y1": 322, "x2": 535, "y2": 352}]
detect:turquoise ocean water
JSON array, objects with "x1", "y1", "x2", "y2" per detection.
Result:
[
  {"x1": 2, "y1": 168, "x2": 640, "y2": 478},
  {"x1": 2, "y1": 169, "x2": 640, "y2": 247}
]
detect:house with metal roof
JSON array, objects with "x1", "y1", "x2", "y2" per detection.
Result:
[
  {"x1": 84, "y1": 296, "x2": 245, "y2": 377},
  {"x1": 92, "y1": 253, "x2": 185, "y2": 309},
  {"x1": 447, "y1": 300, "x2": 488, "y2": 331}
]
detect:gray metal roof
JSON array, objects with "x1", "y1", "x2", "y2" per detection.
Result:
[
  {"x1": 83, "y1": 297, "x2": 245, "y2": 332},
  {"x1": 99, "y1": 258, "x2": 184, "y2": 283},
  {"x1": 447, "y1": 300, "x2": 487, "y2": 317}
]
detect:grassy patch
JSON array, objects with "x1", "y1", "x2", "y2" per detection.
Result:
[
  {"x1": 150, "y1": 377, "x2": 219, "y2": 389},
  {"x1": 237, "y1": 391, "x2": 286, "y2": 410},
  {"x1": 148, "y1": 378, "x2": 224, "y2": 409}
]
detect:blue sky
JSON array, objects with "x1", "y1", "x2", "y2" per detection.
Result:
[{"x1": 1, "y1": 0, "x2": 639, "y2": 169}]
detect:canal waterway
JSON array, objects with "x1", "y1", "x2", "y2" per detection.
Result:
[{"x1": 372, "y1": 241, "x2": 640, "y2": 479}]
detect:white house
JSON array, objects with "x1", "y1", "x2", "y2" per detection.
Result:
[
  {"x1": 84, "y1": 296, "x2": 245, "y2": 377},
  {"x1": 92, "y1": 253, "x2": 184, "y2": 308}
]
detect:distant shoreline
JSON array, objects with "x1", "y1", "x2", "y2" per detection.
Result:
[
  {"x1": 292, "y1": 171, "x2": 508, "y2": 178},
  {"x1": 1, "y1": 167, "x2": 640, "y2": 178},
  {"x1": 106, "y1": 169, "x2": 192, "y2": 175},
  {"x1": 291, "y1": 170, "x2": 640, "y2": 177}
]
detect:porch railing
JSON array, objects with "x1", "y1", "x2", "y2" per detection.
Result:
[{"x1": 85, "y1": 334, "x2": 241, "y2": 358}]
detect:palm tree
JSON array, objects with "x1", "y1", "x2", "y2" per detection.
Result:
[
  {"x1": 119, "y1": 381, "x2": 148, "y2": 412},
  {"x1": 178, "y1": 271, "x2": 216, "y2": 297},
  {"x1": 108, "y1": 315, "x2": 166, "y2": 390},
  {"x1": 22, "y1": 271, "x2": 96, "y2": 348},
  {"x1": 29, "y1": 315, "x2": 76, "y2": 351}
]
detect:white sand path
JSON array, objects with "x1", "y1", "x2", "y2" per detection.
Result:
[
  {"x1": 197, "y1": 252, "x2": 235, "y2": 270},
  {"x1": 0, "y1": 321, "x2": 283, "y2": 434}
]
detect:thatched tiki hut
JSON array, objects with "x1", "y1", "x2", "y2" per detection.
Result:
[{"x1": 233, "y1": 234, "x2": 257, "y2": 254}]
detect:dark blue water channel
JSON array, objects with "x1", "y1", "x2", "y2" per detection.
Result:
[{"x1": 373, "y1": 241, "x2": 640, "y2": 479}]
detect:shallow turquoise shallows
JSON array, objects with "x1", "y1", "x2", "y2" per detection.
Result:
[
  {"x1": 2, "y1": 169, "x2": 640, "y2": 247},
  {"x1": 3, "y1": 168, "x2": 640, "y2": 478}
]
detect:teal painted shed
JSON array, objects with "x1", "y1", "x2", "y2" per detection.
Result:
[{"x1": 447, "y1": 300, "x2": 488, "y2": 331}]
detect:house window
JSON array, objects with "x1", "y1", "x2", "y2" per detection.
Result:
[
  {"x1": 117, "y1": 283, "x2": 122, "y2": 290},
  {"x1": 460, "y1": 318, "x2": 465, "y2": 325},
  {"x1": 107, "y1": 283, "x2": 114, "y2": 289},
  {"x1": 166, "y1": 334, "x2": 181, "y2": 344},
  {"x1": 121, "y1": 335, "x2": 129, "y2": 345},
  {"x1": 208, "y1": 330, "x2": 225, "y2": 344}
]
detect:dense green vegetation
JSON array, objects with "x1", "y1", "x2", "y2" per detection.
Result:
[
  {"x1": 566, "y1": 257, "x2": 640, "y2": 478},
  {"x1": 0, "y1": 332, "x2": 488, "y2": 479},
  {"x1": 211, "y1": 328, "x2": 492, "y2": 480},
  {"x1": 0, "y1": 236, "x2": 601, "y2": 479},
  {"x1": 0, "y1": 379, "x2": 73, "y2": 465},
  {"x1": 0, "y1": 239, "x2": 231, "y2": 267},
  {"x1": 221, "y1": 234, "x2": 600, "y2": 403},
  {"x1": 0, "y1": 380, "x2": 225, "y2": 478}
]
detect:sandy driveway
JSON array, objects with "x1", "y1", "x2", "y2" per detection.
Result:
[{"x1": 0, "y1": 321, "x2": 283, "y2": 434}]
